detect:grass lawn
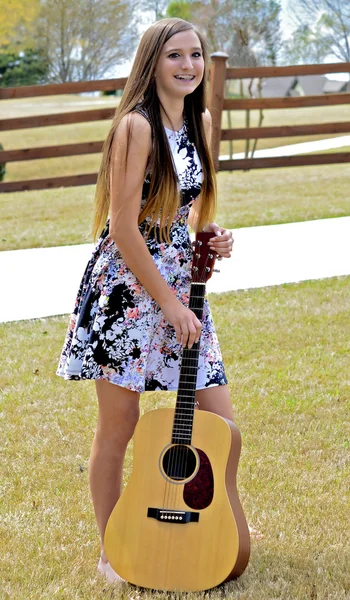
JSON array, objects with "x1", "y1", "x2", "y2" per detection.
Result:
[
  {"x1": 0, "y1": 276, "x2": 349, "y2": 599},
  {"x1": 1, "y1": 162, "x2": 349, "y2": 251}
]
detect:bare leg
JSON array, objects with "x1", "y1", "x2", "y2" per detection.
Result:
[
  {"x1": 196, "y1": 384, "x2": 263, "y2": 539},
  {"x1": 195, "y1": 384, "x2": 234, "y2": 421},
  {"x1": 90, "y1": 380, "x2": 140, "y2": 560}
]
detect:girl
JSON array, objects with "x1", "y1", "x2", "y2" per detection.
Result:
[{"x1": 57, "y1": 17, "x2": 234, "y2": 581}]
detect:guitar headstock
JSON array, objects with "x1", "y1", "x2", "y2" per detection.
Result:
[{"x1": 191, "y1": 232, "x2": 217, "y2": 283}]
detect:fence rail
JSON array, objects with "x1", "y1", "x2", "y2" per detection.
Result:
[
  {"x1": 223, "y1": 92, "x2": 350, "y2": 111},
  {"x1": 1, "y1": 57, "x2": 350, "y2": 193},
  {"x1": 221, "y1": 122, "x2": 350, "y2": 141},
  {"x1": 225, "y1": 62, "x2": 350, "y2": 79},
  {"x1": 0, "y1": 78, "x2": 127, "y2": 99}
]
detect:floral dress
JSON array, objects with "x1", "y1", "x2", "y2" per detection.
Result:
[{"x1": 56, "y1": 108, "x2": 227, "y2": 393}]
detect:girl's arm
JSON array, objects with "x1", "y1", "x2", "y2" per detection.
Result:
[{"x1": 109, "y1": 112, "x2": 201, "y2": 348}]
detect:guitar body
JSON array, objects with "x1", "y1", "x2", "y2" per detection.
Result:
[{"x1": 104, "y1": 407, "x2": 250, "y2": 591}]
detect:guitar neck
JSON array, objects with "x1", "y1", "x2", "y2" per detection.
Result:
[{"x1": 172, "y1": 282, "x2": 206, "y2": 446}]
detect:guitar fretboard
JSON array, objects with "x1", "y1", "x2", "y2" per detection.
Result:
[{"x1": 172, "y1": 283, "x2": 206, "y2": 445}]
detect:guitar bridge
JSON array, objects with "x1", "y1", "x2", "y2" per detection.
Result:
[{"x1": 147, "y1": 508, "x2": 199, "y2": 523}]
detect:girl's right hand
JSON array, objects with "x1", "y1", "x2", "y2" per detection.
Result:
[{"x1": 160, "y1": 297, "x2": 202, "y2": 349}]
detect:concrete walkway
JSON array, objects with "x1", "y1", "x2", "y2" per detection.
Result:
[
  {"x1": 1, "y1": 216, "x2": 349, "y2": 324},
  {"x1": 220, "y1": 135, "x2": 350, "y2": 160}
]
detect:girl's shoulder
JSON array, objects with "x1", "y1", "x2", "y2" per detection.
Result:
[
  {"x1": 117, "y1": 110, "x2": 152, "y2": 141},
  {"x1": 133, "y1": 103, "x2": 150, "y2": 122}
]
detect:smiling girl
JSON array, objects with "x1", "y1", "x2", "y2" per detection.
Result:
[{"x1": 57, "y1": 18, "x2": 234, "y2": 580}]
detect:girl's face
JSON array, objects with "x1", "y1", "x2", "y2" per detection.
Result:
[{"x1": 155, "y1": 30, "x2": 205, "y2": 100}]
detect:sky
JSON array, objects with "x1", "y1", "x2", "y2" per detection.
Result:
[
  {"x1": 112, "y1": 1, "x2": 349, "y2": 80},
  {"x1": 280, "y1": 0, "x2": 296, "y2": 38}
]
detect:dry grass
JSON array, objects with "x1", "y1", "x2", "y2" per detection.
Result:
[
  {"x1": 0, "y1": 276, "x2": 349, "y2": 599},
  {"x1": 1, "y1": 161, "x2": 350, "y2": 251},
  {"x1": 216, "y1": 162, "x2": 350, "y2": 230}
]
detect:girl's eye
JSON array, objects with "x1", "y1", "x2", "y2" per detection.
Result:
[{"x1": 168, "y1": 52, "x2": 202, "y2": 59}]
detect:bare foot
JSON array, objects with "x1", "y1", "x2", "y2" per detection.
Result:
[{"x1": 98, "y1": 557, "x2": 125, "y2": 583}]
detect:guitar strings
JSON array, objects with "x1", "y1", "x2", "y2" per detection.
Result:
[
  {"x1": 162, "y1": 243, "x2": 201, "y2": 512},
  {"x1": 160, "y1": 239, "x2": 212, "y2": 581},
  {"x1": 162, "y1": 241, "x2": 212, "y2": 522},
  {"x1": 167, "y1": 244, "x2": 211, "y2": 514},
  {"x1": 177, "y1": 252, "x2": 209, "y2": 494},
  {"x1": 171, "y1": 251, "x2": 203, "y2": 496}
]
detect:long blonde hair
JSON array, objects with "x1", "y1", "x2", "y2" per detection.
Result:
[{"x1": 93, "y1": 18, "x2": 217, "y2": 242}]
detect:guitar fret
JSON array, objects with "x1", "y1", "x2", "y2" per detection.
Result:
[
  {"x1": 176, "y1": 402, "x2": 195, "y2": 406},
  {"x1": 170, "y1": 238, "x2": 214, "y2": 447},
  {"x1": 178, "y1": 388, "x2": 196, "y2": 392}
]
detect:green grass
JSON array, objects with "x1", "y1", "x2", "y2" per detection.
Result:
[
  {"x1": 1, "y1": 161, "x2": 350, "y2": 251},
  {"x1": 0, "y1": 276, "x2": 349, "y2": 599},
  {"x1": 0, "y1": 186, "x2": 95, "y2": 250},
  {"x1": 216, "y1": 162, "x2": 350, "y2": 230}
]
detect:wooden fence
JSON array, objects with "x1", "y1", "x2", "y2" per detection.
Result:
[
  {"x1": 209, "y1": 54, "x2": 350, "y2": 171},
  {"x1": 0, "y1": 57, "x2": 350, "y2": 193}
]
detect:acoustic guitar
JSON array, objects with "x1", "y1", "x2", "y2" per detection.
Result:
[{"x1": 104, "y1": 231, "x2": 250, "y2": 591}]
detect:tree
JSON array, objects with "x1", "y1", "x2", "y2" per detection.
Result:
[
  {"x1": 289, "y1": 0, "x2": 350, "y2": 62},
  {"x1": 166, "y1": 1, "x2": 192, "y2": 20},
  {"x1": 0, "y1": 48, "x2": 49, "y2": 87},
  {"x1": 0, "y1": 0, "x2": 40, "y2": 50},
  {"x1": 138, "y1": 0, "x2": 169, "y2": 21},
  {"x1": 281, "y1": 21, "x2": 330, "y2": 65},
  {"x1": 167, "y1": 0, "x2": 282, "y2": 67},
  {"x1": 35, "y1": 0, "x2": 137, "y2": 82}
]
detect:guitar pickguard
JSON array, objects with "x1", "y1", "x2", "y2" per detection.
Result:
[{"x1": 183, "y1": 448, "x2": 214, "y2": 510}]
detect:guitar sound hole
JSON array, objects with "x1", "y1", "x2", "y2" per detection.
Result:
[{"x1": 162, "y1": 445, "x2": 197, "y2": 481}]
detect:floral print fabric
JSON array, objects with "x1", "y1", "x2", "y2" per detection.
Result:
[{"x1": 56, "y1": 112, "x2": 227, "y2": 393}]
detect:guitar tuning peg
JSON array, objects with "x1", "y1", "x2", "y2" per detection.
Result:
[{"x1": 213, "y1": 269, "x2": 220, "y2": 273}]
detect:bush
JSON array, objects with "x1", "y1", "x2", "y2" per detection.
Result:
[{"x1": 0, "y1": 48, "x2": 49, "y2": 87}]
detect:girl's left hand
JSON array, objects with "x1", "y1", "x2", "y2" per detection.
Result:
[{"x1": 206, "y1": 222, "x2": 234, "y2": 259}]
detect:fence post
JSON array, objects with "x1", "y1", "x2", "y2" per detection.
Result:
[{"x1": 208, "y1": 52, "x2": 228, "y2": 170}]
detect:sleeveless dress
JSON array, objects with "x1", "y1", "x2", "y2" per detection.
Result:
[{"x1": 56, "y1": 109, "x2": 227, "y2": 393}]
